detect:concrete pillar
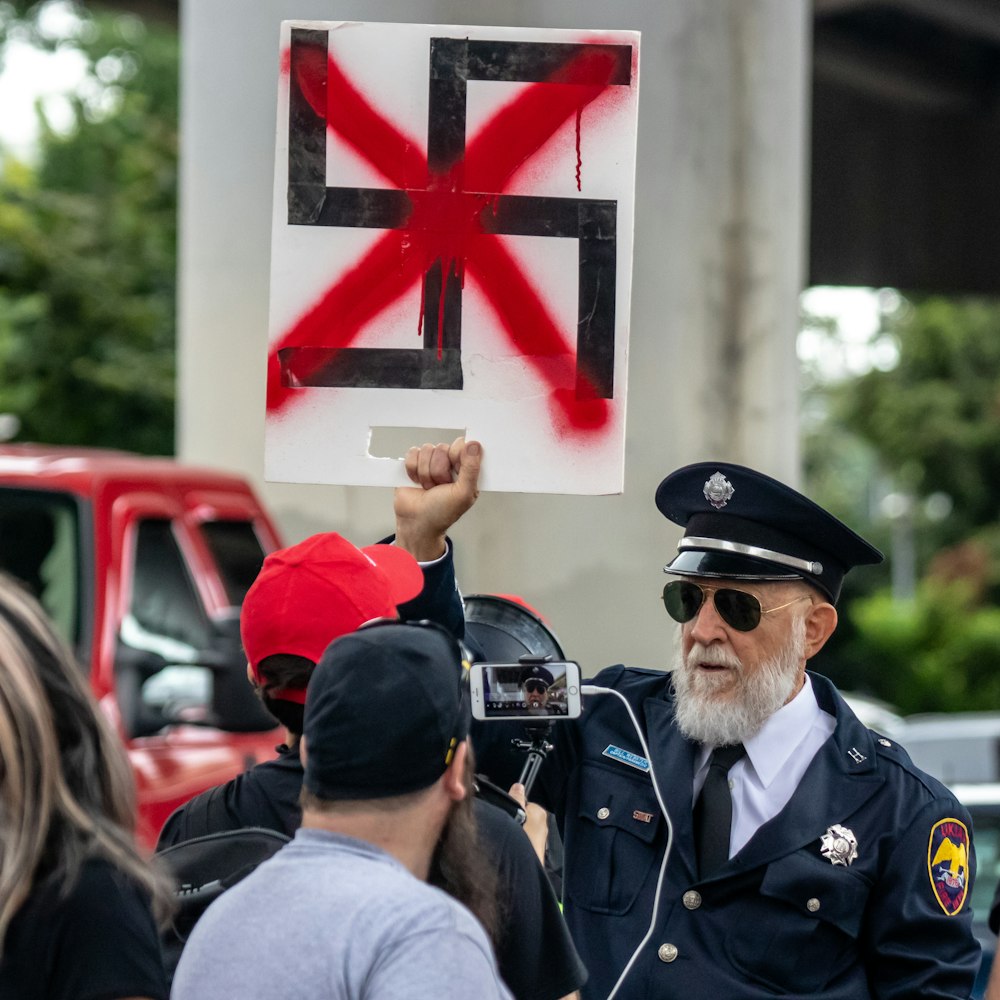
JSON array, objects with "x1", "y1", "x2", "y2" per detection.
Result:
[{"x1": 178, "y1": 0, "x2": 810, "y2": 672}]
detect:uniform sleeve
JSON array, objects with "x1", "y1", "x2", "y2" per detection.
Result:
[
  {"x1": 46, "y1": 863, "x2": 169, "y2": 1000},
  {"x1": 385, "y1": 535, "x2": 466, "y2": 638},
  {"x1": 490, "y1": 809, "x2": 588, "y2": 1000},
  {"x1": 863, "y1": 796, "x2": 981, "y2": 1000}
]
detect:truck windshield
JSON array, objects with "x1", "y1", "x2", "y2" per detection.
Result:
[{"x1": 0, "y1": 488, "x2": 81, "y2": 649}]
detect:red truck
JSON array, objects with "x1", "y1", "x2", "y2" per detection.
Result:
[{"x1": 0, "y1": 444, "x2": 285, "y2": 848}]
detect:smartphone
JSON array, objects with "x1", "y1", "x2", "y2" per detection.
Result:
[{"x1": 469, "y1": 660, "x2": 582, "y2": 721}]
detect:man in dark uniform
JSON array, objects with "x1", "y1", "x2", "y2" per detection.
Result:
[
  {"x1": 522, "y1": 663, "x2": 555, "y2": 712},
  {"x1": 515, "y1": 462, "x2": 980, "y2": 999}
]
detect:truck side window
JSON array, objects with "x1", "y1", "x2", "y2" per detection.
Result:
[
  {"x1": 199, "y1": 520, "x2": 267, "y2": 606},
  {"x1": 117, "y1": 519, "x2": 215, "y2": 737},
  {"x1": 128, "y1": 519, "x2": 211, "y2": 654},
  {"x1": 0, "y1": 489, "x2": 80, "y2": 651}
]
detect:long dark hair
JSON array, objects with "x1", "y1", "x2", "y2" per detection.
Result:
[
  {"x1": 0, "y1": 574, "x2": 172, "y2": 955},
  {"x1": 427, "y1": 750, "x2": 500, "y2": 944}
]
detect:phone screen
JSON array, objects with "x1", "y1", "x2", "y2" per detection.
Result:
[{"x1": 471, "y1": 661, "x2": 581, "y2": 720}]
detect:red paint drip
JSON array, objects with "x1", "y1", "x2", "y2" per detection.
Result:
[
  {"x1": 436, "y1": 259, "x2": 450, "y2": 359},
  {"x1": 465, "y1": 49, "x2": 619, "y2": 193},
  {"x1": 575, "y1": 108, "x2": 582, "y2": 191},
  {"x1": 417, "y1": 273, "x2": 426, "y2": 338},
  {"x1": 405, "y1": 185, "x2": 493, "y2": 357}
]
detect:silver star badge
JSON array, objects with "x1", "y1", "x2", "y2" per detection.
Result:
[
  {"x1": 820, "y1": 824, "x2": 858, "y2": 866},
  {"x1": 703, "y1": 472, "x2": 735, "y2": 509}
]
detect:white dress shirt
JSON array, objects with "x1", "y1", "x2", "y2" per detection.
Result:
[{"x1": 692, "y1": 674, "x2": 836, "y2": 857}]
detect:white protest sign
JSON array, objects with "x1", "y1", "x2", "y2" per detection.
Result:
[{"x1": 266, "y1": 20, "x2": 640, "y2": 494}]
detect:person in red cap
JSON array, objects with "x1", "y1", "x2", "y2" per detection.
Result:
[
  {"x1": 157, "y1": 438, "x2": 480, "y2": 841},
  {"x1": 238, "y1": 533, "x2": 427, "y2": 715},
  {"x1": 157, "y1": 438, "x2": 586, "y2": 1000}
]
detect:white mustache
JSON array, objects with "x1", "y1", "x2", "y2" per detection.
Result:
[{"x1": 687, "y1": 642, "x2": 742, "y2": 671}]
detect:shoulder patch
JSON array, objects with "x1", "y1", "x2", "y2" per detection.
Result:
[{"x1": 927, "y1": 818, "x2": 970, "y2": 915}]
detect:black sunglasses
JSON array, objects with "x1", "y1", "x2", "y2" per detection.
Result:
[
  {"x1": 523, "y1": 679, "x2": 550, "y2": 694},
  {"x1": 661, "y1": 580, "x2": 809, "y2": 632}
]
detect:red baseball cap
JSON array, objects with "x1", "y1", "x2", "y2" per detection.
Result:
[{"x1": 240, "y1": 533, "x2": 424, "y2": 703}]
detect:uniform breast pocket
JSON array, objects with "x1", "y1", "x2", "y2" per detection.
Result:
[
  {"x1": 563, "y1": 762, "x2": 663, "y2": 916},
  {"x1": 725, "y1": 849, "x2": 871, "y2": 994}
]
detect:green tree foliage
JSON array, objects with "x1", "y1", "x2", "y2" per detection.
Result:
[
  {"x1": 0, "y1": 1, "x2": 177, "y2": 453},
  {"x1": 840, "y1": 297, "x2": 1000, "y2": 544},
  {"x1": 802, "y1": 293, "x2": 1000, "y2": 710},
  {"x1": 844, "y1": 577, "x2": 1000, "y2": 714}
]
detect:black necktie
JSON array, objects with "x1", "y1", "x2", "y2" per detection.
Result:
[{"x1": 694, "y1": 744, "x2": 746, "y2": 878}]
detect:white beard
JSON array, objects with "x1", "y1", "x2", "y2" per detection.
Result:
[{"x1": 670, "y1": 614, "x2": 806, "y2": 746}]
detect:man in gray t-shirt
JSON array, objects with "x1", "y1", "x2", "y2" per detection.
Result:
[{"x1": 172, "y1": 621, "x2": 512, "y2": 1000}]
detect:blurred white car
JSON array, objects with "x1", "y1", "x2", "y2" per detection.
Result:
[
  {"x1": 893, "y1": 713, "x2": 1000, "y2": 786},
  {"x1": 841, "y1": 691, "x2": 905, "y2": 736}
]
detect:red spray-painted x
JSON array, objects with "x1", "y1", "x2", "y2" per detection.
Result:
[{"x1": 269, "y1": 34, "x2": 633, "y2": 436}]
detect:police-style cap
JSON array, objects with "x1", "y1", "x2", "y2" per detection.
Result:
[
  {"x1": 655, "y1": 462, "x2": 883, "y2": 603},
  {"x1": 520, "y1": 663, "x2": 554, "y2": 687},
  {"x1": 303, "y1": 621, "x2": 470, "y2": 801}
]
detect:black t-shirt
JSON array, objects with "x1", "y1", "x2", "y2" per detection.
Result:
[
  {"x1": 0, "y1": 857, "x2": 169, "y2": 1000},
  {"x1": 157, "y1": 747, "x2": 587, "y2": 1000},
  {"x1": 157, "y1": 743, "x2": 305, "y2": 842}
]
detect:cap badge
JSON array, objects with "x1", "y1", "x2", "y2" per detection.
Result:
[
  {"x1": 703, "y1": 472, "x2": 735, "y2": 509},
  {"x1": 820, "y1": 824, "x2": 858, "y2": 866}
]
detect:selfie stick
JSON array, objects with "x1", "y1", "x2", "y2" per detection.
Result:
[
  {"x1": 506, "y1": 653, "x2": 560, "y2": 804},
  {"x1": 511, "y1": 721, "x2": 554, "y2": 803}
]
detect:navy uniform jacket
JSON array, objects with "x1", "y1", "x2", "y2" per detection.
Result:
[{"x1": 528, "y1": 665, "x2": 980, "y2": 1000}]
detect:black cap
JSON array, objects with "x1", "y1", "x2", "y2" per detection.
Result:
[
  {"x1": 520, "y1": 663, "x2": 554, "y2": 687},
  {"x1": 303, "y1": 621, "x2": 470, "y2": 800},
  {"x1": 655, "y1": 462, "x2": 883, "y2": 603}
]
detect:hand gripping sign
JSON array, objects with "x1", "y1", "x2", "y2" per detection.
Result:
[{"x1": 266, "y1": 21, "x2": 640, "y2": 494}]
